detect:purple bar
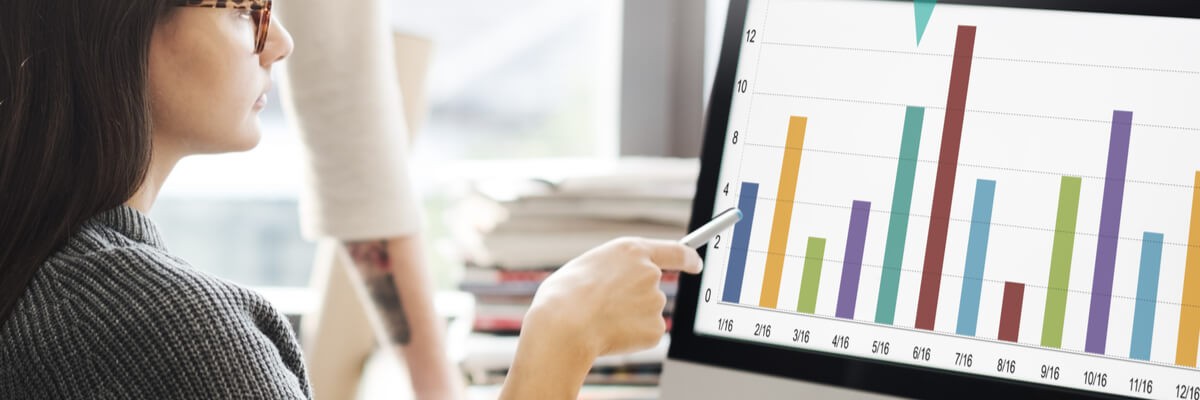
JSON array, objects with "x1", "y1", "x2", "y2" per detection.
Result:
[
  {"x1": 1085, "y1": 110, "x2": 1134, "y2": 354},
  {"x1": 836, "y1": 201, "x2": 872, "y2": 319}
]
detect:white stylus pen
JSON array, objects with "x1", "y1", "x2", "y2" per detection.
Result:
[{"x1": 679, "y1": 207, "x2": 743, "y2": 248}]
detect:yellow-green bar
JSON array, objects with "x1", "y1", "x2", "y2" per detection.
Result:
[
  {"x1": 1041, "y1": 176, "x2": 1083, "y2": 348},
  {"x1": 797, "y1": 237, "x2": 827, "y2": 314},
  {"x1": 1175, "y1": 171, "x2": 1200, "y2": 367},
  {"x1": 760, "y1": 116, "x2": 808, "y2": 309}
]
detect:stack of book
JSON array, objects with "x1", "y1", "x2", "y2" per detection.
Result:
[
  {"x1": 460, "y1": 268, "x2": 680, "y2": 333},
  {"x1": 459, "y1": 333, "x2": 672, "y2": 386},
  {"x1": 446, "y1": 158, "x2": 697, "y2": 385}
]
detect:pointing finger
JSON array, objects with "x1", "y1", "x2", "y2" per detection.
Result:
[{"x1": 642, "y1": 239, "x2": 703, "y2": 274}]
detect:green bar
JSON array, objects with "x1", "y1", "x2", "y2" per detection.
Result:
[
  {"x1": 1041, "y1": 176, "x2": 1083, "y2": 348},
  {"x1": 876, "y1": 106, "x2": 925, "y2": 324},
  {"x1": 798, "y1": 237, "x2": 827, "y2": 314}
]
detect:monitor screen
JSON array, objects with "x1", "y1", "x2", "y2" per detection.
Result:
[{"x1": 691, "y1": 1, "x2": 1200, "y2": 398}]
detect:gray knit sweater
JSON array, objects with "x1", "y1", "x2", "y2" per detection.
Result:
[{"x1": 0, "y1": 206, "x2": 313, "y2": 399}]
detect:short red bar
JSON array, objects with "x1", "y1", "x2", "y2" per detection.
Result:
[{"x1": 998, "y1": 282, "x2": 1026, "y2": 343}]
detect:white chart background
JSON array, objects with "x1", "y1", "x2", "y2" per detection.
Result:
[{"x1": 694, "y1": 1, "x2": 1200, "y2": 398}]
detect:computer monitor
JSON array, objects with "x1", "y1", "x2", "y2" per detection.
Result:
[{"x1": 665, "y1": 1, "x2": 1200, "y2": 398}]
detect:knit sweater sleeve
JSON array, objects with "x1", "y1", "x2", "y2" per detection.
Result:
[{"x1": 69, "y1": 248, "x2": 312, "y2": 399}]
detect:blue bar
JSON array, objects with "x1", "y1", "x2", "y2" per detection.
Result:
[
  {"x1": 723, "y1": 182, "x2": 760, "y2": 303},
  {"x1": 1131, "y1": 232, "x2": 1164, "y2": 360},
  {"x1": 955, "y1": 179, "x2": 997, "y2": 336}
]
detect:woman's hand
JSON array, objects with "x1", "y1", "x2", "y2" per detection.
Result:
[
  {"x1": 500, "y1": 238, "x2": 703, "y2": 399},
  {"x1": 530, "y1": 237, "x2": 703, "y2": 357}
]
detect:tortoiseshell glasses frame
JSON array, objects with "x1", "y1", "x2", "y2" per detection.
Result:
[{"x1": 173, "y1": 0, "x2": 273, "y2": 53}]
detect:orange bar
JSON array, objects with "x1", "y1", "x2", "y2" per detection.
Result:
[
  {"x1": 759, "y1": 116, "x2": 808, "y2": 308},
  {"x1": 1176, "y1": 171, "x2": 1200, "y2": 367}
]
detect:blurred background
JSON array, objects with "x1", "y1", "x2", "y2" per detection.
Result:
[{"x1": 152, "y1": 0, "x2": 732, "y2": 290}]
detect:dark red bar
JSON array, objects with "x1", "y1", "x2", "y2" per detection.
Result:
[
  {"x1": 914, "y1": 25, "x2": 977, "y2": 331},
  {"x1": 998, "y1": 282, "x2": 1026, "y2": 342}
]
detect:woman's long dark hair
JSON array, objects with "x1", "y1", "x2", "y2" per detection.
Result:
[{"x1": 0, "y1": 0, "x2": 174, "y2": 322}]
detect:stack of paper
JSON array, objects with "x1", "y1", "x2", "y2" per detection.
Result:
[{"x1": 450, "y1": 158, "x2": 698, "y2": 270}]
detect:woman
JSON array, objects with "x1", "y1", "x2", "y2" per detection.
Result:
[{"x1": 0, "y1": 1, "x2": 701, "y2": 399}]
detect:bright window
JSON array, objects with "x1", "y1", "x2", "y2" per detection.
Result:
[
  {"x1": 152, "y1": 0, "x2": 624, "y2": 288},
  {"x1": 394, "y1": 0, "x2": 621, "y2": 161}
]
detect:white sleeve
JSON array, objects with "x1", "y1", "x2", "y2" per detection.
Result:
[{"x1": 275, "y1": 0, "x2": 423, "y2": 241}]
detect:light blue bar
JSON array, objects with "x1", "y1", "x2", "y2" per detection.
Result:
[
  {"x1": 1130, "y1": 232, "x2": 1164, "y2": 361},
  {"x1": 955, "y1": 179, "x2": 997, "y2": 336}
]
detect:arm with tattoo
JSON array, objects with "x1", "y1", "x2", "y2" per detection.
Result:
[
  {"x1": 344, "y1": 237, "x2": 463, "y2": 399},
  {"x1": 345, "y1": 240, "x2": 412, "y2": 344}
]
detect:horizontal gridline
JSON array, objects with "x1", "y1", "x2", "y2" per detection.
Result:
[
  {"x1": 726, "y1": 247, "x2": 1191, "y2": 309},
  {"x1": 742, "y1": 142, "x2": 1198, "y2": 191},
  {"x1": 751, "y1": 91, "x2": 1200, "y2": 134},
  {"x1": 733, "y1": 195, "x2": 1197, "y2": 249},
  {"x1": 716, "y1": 301, "x2": 1200, "y2": 372},
  {"x1": 760, "y1": 41, "x2": 1200, "y2": 76}
]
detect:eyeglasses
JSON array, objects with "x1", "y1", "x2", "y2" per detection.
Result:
[{"x1": 174, "y1": 0, "x2": 273, "y2": 54}]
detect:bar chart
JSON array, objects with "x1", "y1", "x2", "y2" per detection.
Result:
[{"x1": 694, "y1": 1, "x2": 1200, "y2": 398}]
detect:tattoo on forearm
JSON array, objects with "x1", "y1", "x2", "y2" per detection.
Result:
[{"x1": 345, "y1": 240, "x2": 412, "y2": 345}]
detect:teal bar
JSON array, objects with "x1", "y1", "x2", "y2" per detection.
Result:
[
  {"x1": 1130, "y1": 232, "x2": 1164, "y2": 361},
  {"x1": 876, "y1": 106, "x2": 925, "y2": 324},
  {"x1": 955, "y1": 179, "x2": 996, "y2": 336}
]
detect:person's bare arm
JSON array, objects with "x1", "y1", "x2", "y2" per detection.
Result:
[
  {"x1": 345, "y1": 236, "x2": 463, "y2": 400},
  {"x1": 500, "y1": 311, "x2": 595, "y2": 399}
]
